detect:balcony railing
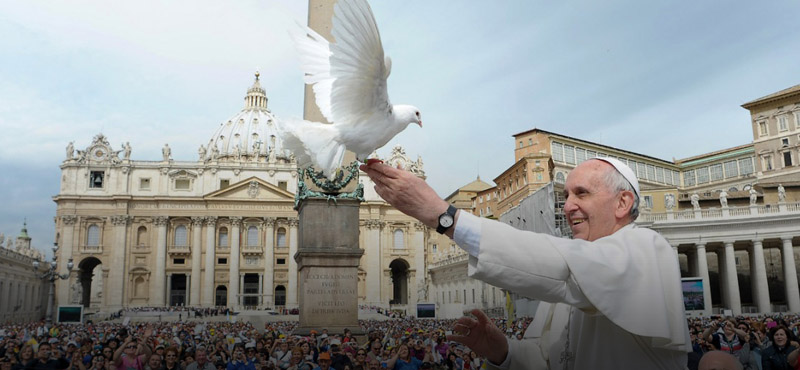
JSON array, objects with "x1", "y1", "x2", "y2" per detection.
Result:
[
  {"x1": 637, "y1": 201, "x2": 800, "y2": 223},
  {"x1": 242, "y1": 245, "x2": 263, "y2": 255},
  {"x1": 430, "y1": 253, "x2": 468, "y2": 269},
  {"x1": 81, "y1": 245, "x2": 103, "y2": 254},
  {"x1": 168, "y1": 245, "x2": 191, "y2": 255}
]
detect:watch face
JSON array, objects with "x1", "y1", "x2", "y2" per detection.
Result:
[{"x1": 439, "y1": 214, "x2": 454, "y2": 228}]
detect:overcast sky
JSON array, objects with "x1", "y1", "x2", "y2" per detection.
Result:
[{"x1": 1, "y1": 0, "x2": 799, "y2": 256}]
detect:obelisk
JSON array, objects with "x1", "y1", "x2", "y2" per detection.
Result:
[{"x1": 293, "y1": 0, "x2": 364, "y2": 336}]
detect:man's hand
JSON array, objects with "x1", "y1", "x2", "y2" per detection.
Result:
[
  {"x1": 359, "y1": 163, "x2": 449, "y2": 230},
  {"x1": 446, "y1": 309, "x2": 508, "y2": 365}
]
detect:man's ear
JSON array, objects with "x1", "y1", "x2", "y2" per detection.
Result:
[{"x1": 615, "y1": 190, "x2": 635, "y2": 220}]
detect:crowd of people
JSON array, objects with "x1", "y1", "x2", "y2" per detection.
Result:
[{"x1": 4, "y1": 313, "x2": 800, "y2": 369}]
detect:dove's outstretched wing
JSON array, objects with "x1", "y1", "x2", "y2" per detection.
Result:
[{"x1": 291, "y1": 0, "x2": 391, "y2": 127}]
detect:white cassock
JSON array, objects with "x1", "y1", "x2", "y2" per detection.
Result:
[{"x1": 453, "y1": 212, "x2": 691, "y2": 370}]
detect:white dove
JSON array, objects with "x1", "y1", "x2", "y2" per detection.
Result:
[{"x1": 279, "y1": 0, "x2": 422, "y2": 178}]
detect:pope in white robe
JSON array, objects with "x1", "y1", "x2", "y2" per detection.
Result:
[{"x1": 360, "y1": 157, "x2": 692, "y2": 370}]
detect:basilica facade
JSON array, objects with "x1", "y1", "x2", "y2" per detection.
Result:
[{"x1": 52, "y1": 75, "x2": 432, "y2": 314}]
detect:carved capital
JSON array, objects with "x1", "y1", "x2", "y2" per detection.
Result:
[
  {"x1": 204, "y1": 216, "x2": 218, "y2": 226},
  {"x1": 61, "y1": 215, "x2": 78, "y2": 226},
  {"x1": 287, "y1": 218, "x2": 299, "y2": 227},
  {"x1": 154, "y1": 216, "x2": 169, "y2": 226},
  {"x1": 111, "y1": 215, "x2": 131, "y2": 226},
  {"x1": 229, "y1": 216, "x2": 243, "y2": 226},
  {"x1": 264, "y1": 217, "x2": 276, "y2": 227},
  {"x1": 414, "y1": 222, "x2": 426, "y2": 231},
  {"x1": 191, "y1": 217, "x2": 205, "y2": 227}
]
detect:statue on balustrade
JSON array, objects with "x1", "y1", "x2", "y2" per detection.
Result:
[
  {"x1": 691, "y1": 193, "x2": 700, "y2": 210},
  {"x1": 719, "y1": 190, "x2": 728, "y2": 208},
  {"x1": 778, "y1": 184, "x2": 786, "y2": 203},
  {"x1": 750, "y1": 188, "x2": 758, "y2": 206}
]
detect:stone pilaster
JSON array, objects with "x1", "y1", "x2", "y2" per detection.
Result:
[
  {"x1": 57, "y1": 215, "x2": 77, "y2": 306},
  {"x1": 365, "y1": 219, "x2": 382, "y2": 305},
  {"x1": 229, "y1": 217, "x2": 242, "y2": 308},
  {"x1": 108, "y1": 215, "x2": 130, "y2": 309},
  {"x1": 190, "y1": 217, "x2": 204, "y2": 306},
  {"x1": 203, "y1": 217, "x2": 217, "y2": 307},
  {"x1": 287, "y1": 217, "x2": 299, "y2": 308},
  {"x1": 152, "y1": 216, "x2": 169, "y2": 306},
  {"x1": 263, "y1": 217, "x2": 275, "y2": 307},
  {"x1": 694, "y1": 243, "x2": 712, "y2": 315}
]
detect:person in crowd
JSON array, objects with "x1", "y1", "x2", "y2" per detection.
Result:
[
  {"x1": 385, "y1": 344, "x2": 431, "y2": 370},
  {"x1": 699, "y1": 351, "x2": 743, "y2": 370},
  {"x1": 313, "y1": 353, "x2": 331, "y2": 370},
  {"x1": 328, "y1": 345, "x2": 351, "y2": 370},
  {"x1": 761, "y1": 326, "x2": 798, "y2": 370},
  {"x1": 163, "y1": 347, "x2": 183, "y2": 370},
  {"x1": 87, "y1": 352, "x2": 107, "y2": 370},
  {"x1": 114, "y1": 331, "x2": 152, "y2": 370},
  {"x1": 226, "y1": 344, "x2": 255, "y2": 370},
  {"x1": 11, "y1": 344, "x2": 34, "y2": 370},
  {"x1": 146, "y1": 354, "x2": 164, "y2": 370},
  {"x1": 703, "y1": 317, "x2": 752, "y2": 369},
  {"x1": 186, "y1": 348, "x2": 214, "y2": 370},
  {"x1": 26, "y1": 342, "x2": 70, "y2": 370},
  {"x1": 271, "y1": 341, "x2": 292, "y2": 370}
]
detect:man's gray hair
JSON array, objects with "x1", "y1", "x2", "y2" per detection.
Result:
[{"x1": 601, "y1": 165, "x2": 639, "y2": 221}]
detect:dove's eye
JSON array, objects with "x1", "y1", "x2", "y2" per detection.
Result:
[{"x1": 415, "y1": 111, "x2": 420, "y2": 118}]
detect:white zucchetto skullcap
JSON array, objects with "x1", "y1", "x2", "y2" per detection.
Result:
[{"x1": 593, "y1": 157, "x2": 641, "y2": 199}]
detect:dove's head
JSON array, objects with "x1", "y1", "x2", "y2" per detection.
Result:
[{"x1": 394, "y1": 104, "x2": 422, "y2": 128}]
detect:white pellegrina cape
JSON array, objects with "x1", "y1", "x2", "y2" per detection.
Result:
[{"x1": 465, "y1": 219, "x2": 690, "y2": 370}]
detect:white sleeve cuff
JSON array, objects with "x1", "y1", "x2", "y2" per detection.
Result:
[
  {"x1": 485, "y1": 337, "x2": 512, "y2": 369},
  {"x1": 453, "y1": 210, "x2": 481, "y2": 258}
]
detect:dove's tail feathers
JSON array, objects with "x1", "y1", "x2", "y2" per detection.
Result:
[
  {"x1": 277, "y1": 119, "x2": 345, "y2": 179},
  {"x1": 288, "y1": 22, "x2": 335, "y2": 123}
]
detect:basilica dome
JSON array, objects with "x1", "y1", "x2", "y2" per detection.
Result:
[{"x1": 205, "y1": 72, "x2": 287, "y2": 161}]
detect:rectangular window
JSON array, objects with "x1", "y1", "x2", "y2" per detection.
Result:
[
  {"x1": 795, "y1": 112, "x2": 800, "y2": 129},
  {"x1": 220, "y1": 179, "x2": 230, "y2": 189},
  {"x1": 759, "y1": 121, "x2": 768, "y2": 136},
  {"x1": 646, "y1": 164, "x2": 656, "y2": 181},
  {"x1": 643, "y1": 195, "x2": 653, "y2": 209},
  {"x1": 724, "y1": 160, "x2": 738, "y2": 178},
  {"x1": 218, "y1": 258, "x2": 227, "y2": 265},
  {"x1": 696, "y1": 166, "x2": 710, "y2": 184},
  {"x1": 782, "y1": 138, "x2": 790, "y2": 146},
  {"x1": 139, "y1": 178, "x2": 151, "y2": 190},
  {"x1": 629, "y1": 161, "x2": 638, "y2": 177},
  {"x1": 709, "y1": 164, "x2": 723, "y2": 182},
  {"x1": 739, "y1": 158, "x2": 754, "y2": 175},
  {"x1": 551, "y1": 142, "x2": 564, "y2": 162},
  {"x1": 587, "y1": 150, "x2": 596, "y2": 159},
  {"x1": 564, "y1": 145, "x2": 576, "y2": 165},
  {"x1": 89, "y1": 171, "x2": 104, "y2": 188},
  {"x1": 575, "y1": 148, "x2": 587, "y2": 164},
  {"x1": 779, "y1": 116, "x2": 789, "y2": 131},
  {"x1": 278, "y1": 181, "x2": 287, "y2": 190},
  {"x1": 173, "y1": 258, "x2": 185, "y2": 265},
  {"x1": 656, "y1": 167, "x2": 664, "y2": 183},
  {"x1": 175, "y1": 179, "x2": 190, "y2": 190},
  {"x1": 673, "y1": 170, "x2": 681, "y2": 185},
  {"x1": 763, "y1": 155, "x2": 773, "y2": 171},
  {"x1": 277, "y1": 258, "x2": 286, "y2": 265},
  {"x1": 432, "y1": 244, "x2": 437, "y2": 254},
  {"x1": 684, "y1": 170, "x2": 696, "y2": 187},
  {"x1": 784, "y1": 151, "x2": 793, "y2": 167}
]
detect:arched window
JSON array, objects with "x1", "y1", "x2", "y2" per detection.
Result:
[
  {"x1": 555, "y1": 172, "x2": 566, "y2": 184},
  {"x1": 174, "y1": 225, "x2": 187, "y2": 246},
  {"x1": 87, "y1": 225, "x2": 100, "y2": 246},
  {"x1": 218, "y1": 227, "x2": 229, "y2": 247},
  {"x1": 393, "y1": 229, "x2": 404, "y2": 250},
  {"x1": 277, "y1": 227, "x2": 287, "y2": 248},
  {"x1": 275, "y1": 285, "x2": 287, "y2": 306},
  {"x1": 136, "y1": 226, "x2": 147, "y2": 246},
  {"x1": 247, "y1": 226, "x2": 258, "y2": 246}
]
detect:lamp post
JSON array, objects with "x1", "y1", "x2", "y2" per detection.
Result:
[{"x1": 34, "y1": 242, "x2": 73, "y2": 323}]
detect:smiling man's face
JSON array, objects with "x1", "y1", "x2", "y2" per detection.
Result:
[{"x1": 563, "y1": 160, "x2": 631, "y2": 241}]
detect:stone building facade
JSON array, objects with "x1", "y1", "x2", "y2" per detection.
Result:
[
  {"x1": 0, "y1": 224, "x2": 49, "y2": 323},
  {"x1": 52, "y1": 75, "x2": 431, "y2": 315}
]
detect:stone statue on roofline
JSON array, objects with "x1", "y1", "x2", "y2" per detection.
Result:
[
  {"x1": 690, "y1": 193, "x2": 700, "y2": 210},
  {"x1": 778, "y1": 184, "x2": 786, "y2": 203},
  {"x1": 749, "y1": 188, "x2": 758, "y2": 205},
  {"x1": 719, "y1": 190, "x2": 728, "y2": 208}
]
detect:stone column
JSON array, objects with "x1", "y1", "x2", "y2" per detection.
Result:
[
  {"x1": 57, "y1": 215, "x2": 77, "y2": 306},
  {"x1": 413, "y1": 222, "x2": 426, "y2": 304},
  {"x1": 152, "y1": 216, "x2": 169, "y2": 306},
  {"x1": 229, "y1": 217, "x2": 242, "y2": 309},
  {"x1": 751, "y1": 239, "x2": 771, "y2": 313},
  {"x1": 239, "y1": 273, "x2": 245, "y2": 307},
  {"x1": 166, "y1": 273, "x2": 172, "y2": 306},
  {"x1": 781, "y1": 236, "x2": 800, "y2": 312},
  {"x1": 365, "y1": 220, "x2": 382, "y2": 305},
  {"x1": 287, "y1": 217, "x2": 299, "y2": 308},
  {"x1": 203, "y1": 217, "x2": 217, "y2": 307},
  {"x1": 258, "y1": 273, "x2": 263, "y2": 306},
  {"x1": 723, "y1": 242, "x2": 741, "y2": 314},
  {"x1": 264, "y1": 217, "x2": 275, "y2": 307},
  {"x1": 190, "y1": 217, "x2": 204, "y2": 306},
  {"x1": 108, "y1": 215, "x2": 130, "y2": 310},
  {"x1": 718, "y1": 249, "x2": 729, "y2": 310}
]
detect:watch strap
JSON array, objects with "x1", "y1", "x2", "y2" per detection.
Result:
[{"x1": 436, "y1": 205, "x2": 458, "y2": 234}]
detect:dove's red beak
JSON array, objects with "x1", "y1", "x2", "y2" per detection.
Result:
[{"x1": 417, "y1": 120, "x2": 423, "y2": 128}]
